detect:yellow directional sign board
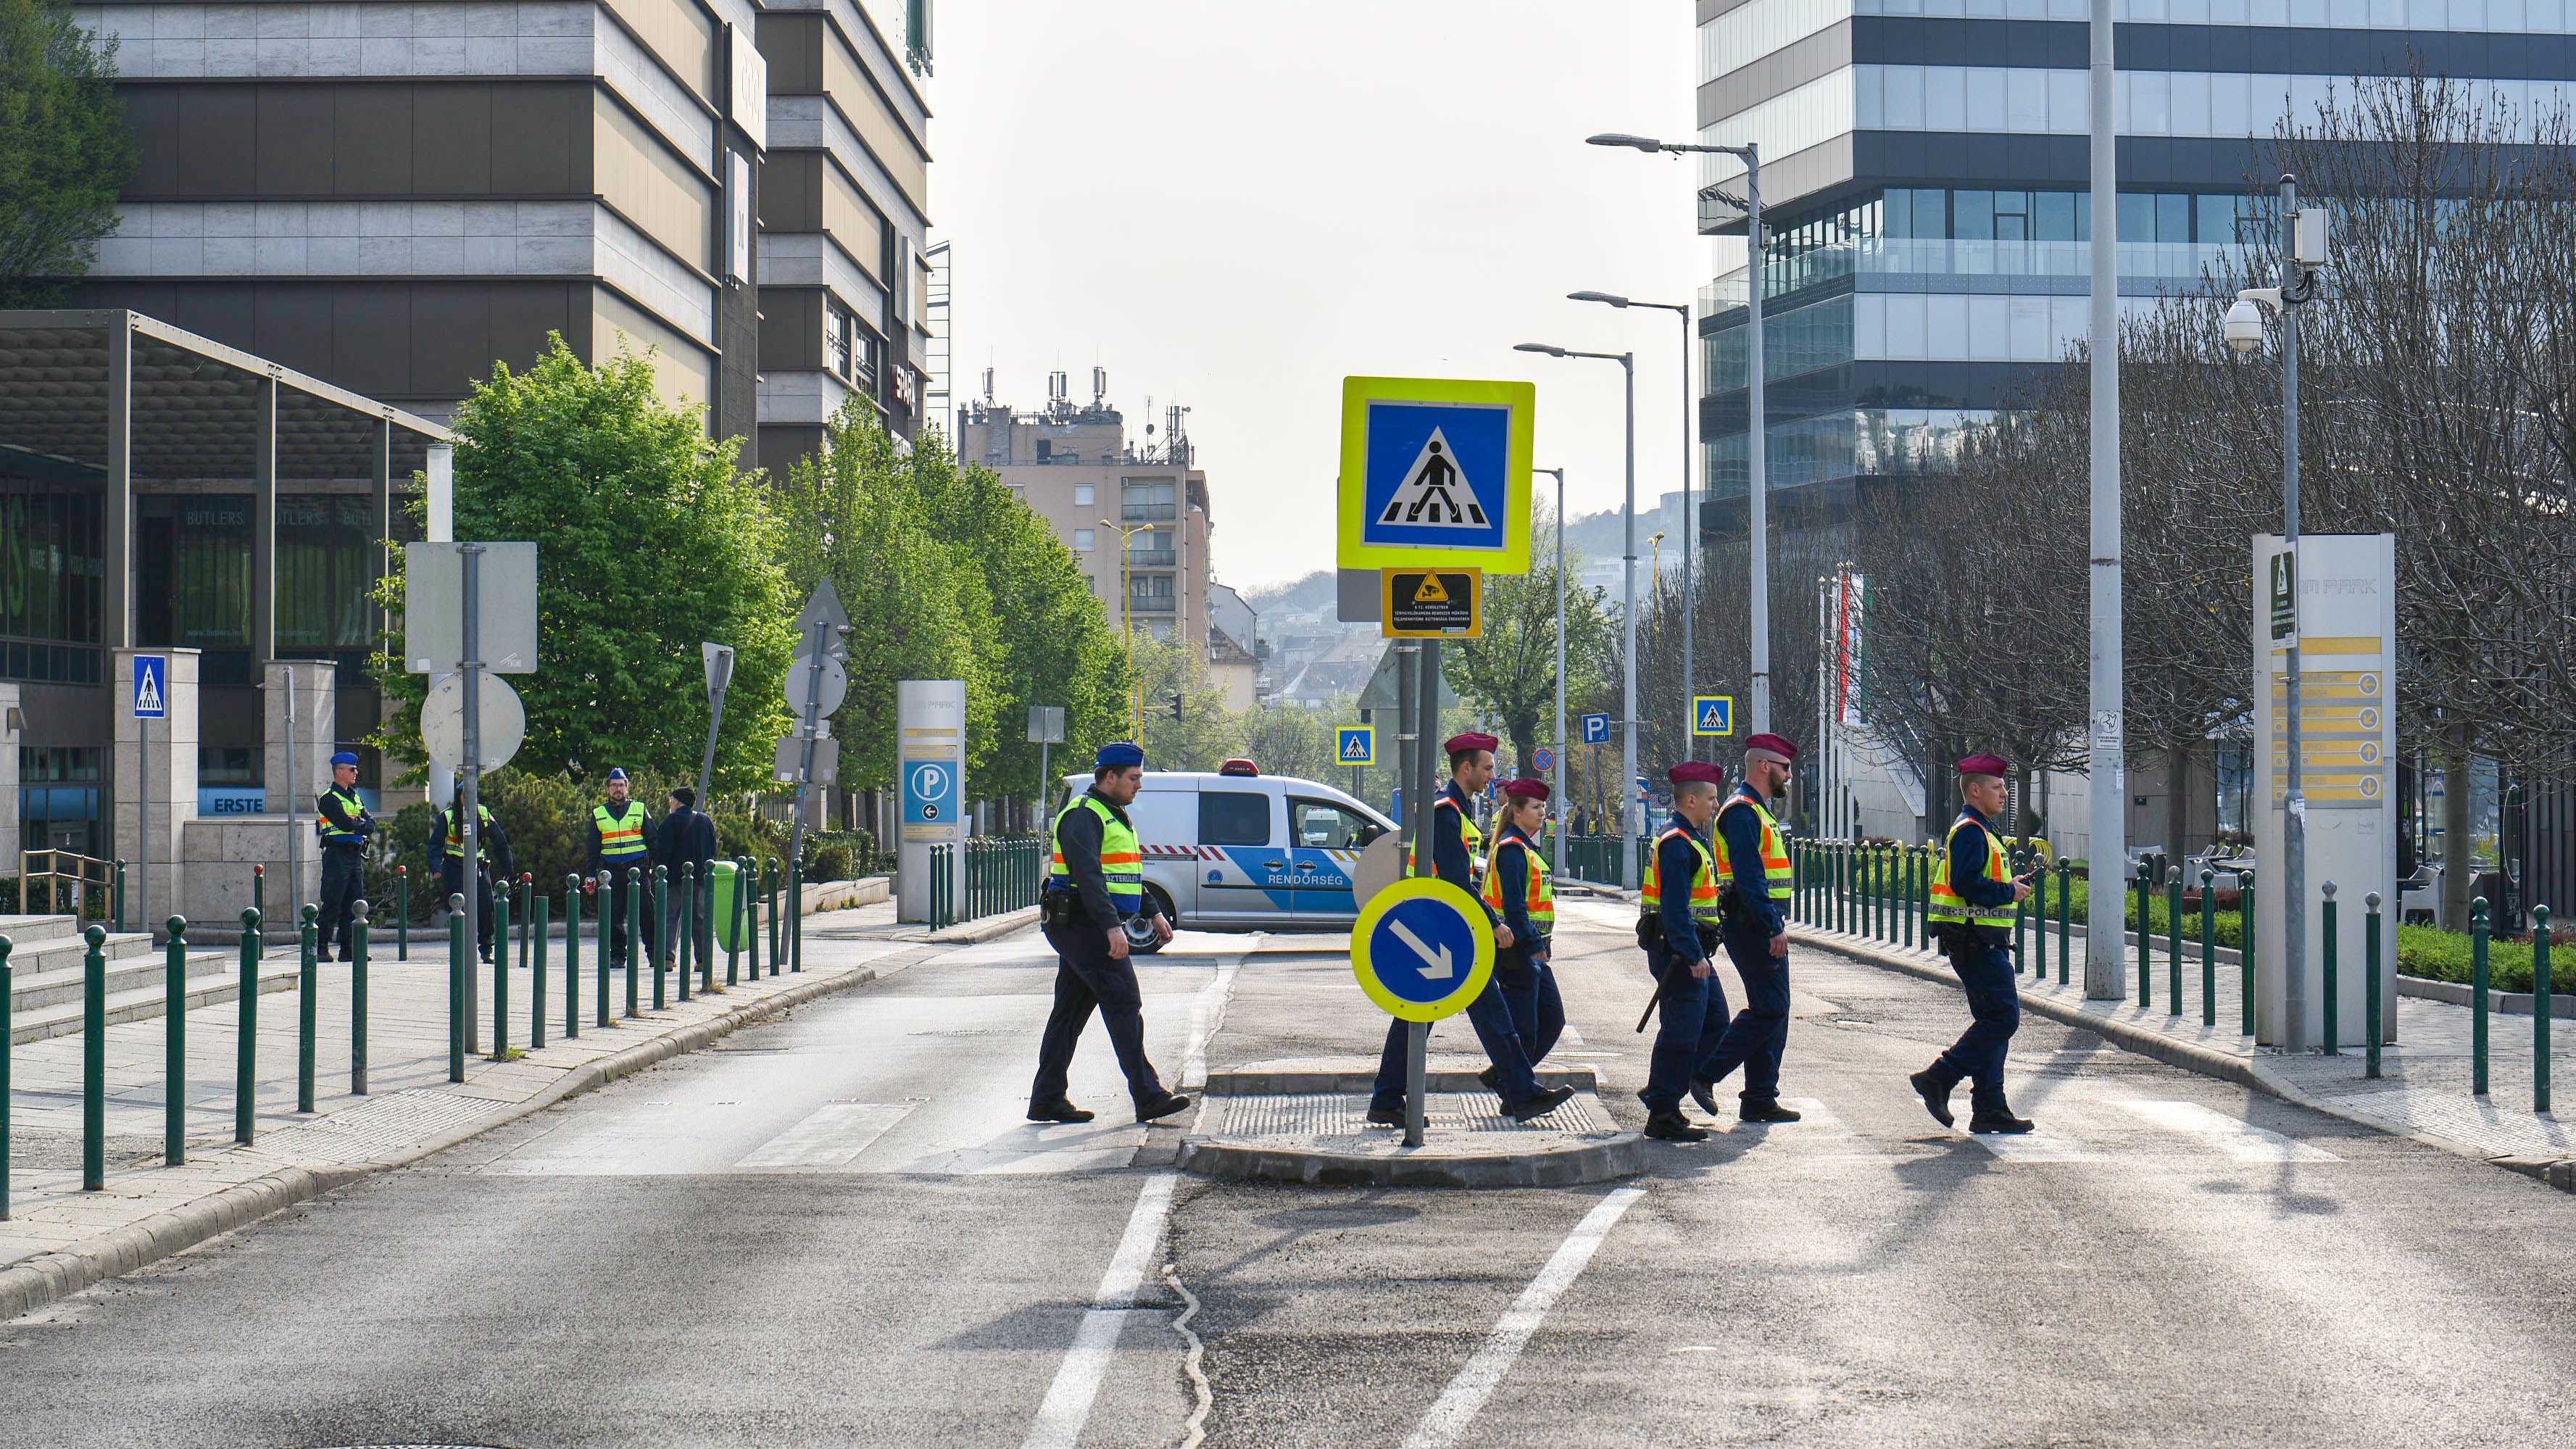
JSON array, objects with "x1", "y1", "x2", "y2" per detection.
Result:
[
  {"x1": 1381, "y1": 568, "x2": 1482, "y2": 638},
  {"x1": 1337, "y1": 376, "x2": 1534, "y2": 574}
]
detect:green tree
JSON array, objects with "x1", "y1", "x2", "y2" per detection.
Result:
[
  {"x1": 1127, "y1": 628, "x2": 1235, "y2": 772},
  {"x1": 373, "y1": 335, "x2": 796, "y2": 789},
  {"x1": 1234, "y1": 698, "x2": 1360, "y2": 782},
  {"x1": 1445, "y1": 516, "x2": 1616, "y2": 771},
  {"x1": 0, "y1": 0, "x2": 137, "y2": 303}
]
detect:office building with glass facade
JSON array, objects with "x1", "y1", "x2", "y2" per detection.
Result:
[{"x1": 1694, "y1": 0, "x2": 2576, "y2": 522}]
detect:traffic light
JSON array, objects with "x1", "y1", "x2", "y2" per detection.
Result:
[{"x1": 1170, "y1": 692, "x2": 1184, "y2": 723}]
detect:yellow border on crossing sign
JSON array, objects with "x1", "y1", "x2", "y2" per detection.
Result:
[
  {"x1": 1337, "y1": 375, "x2": 1534, "y2": 574},
  {"x1": 1692, "y1": 694, "x2": 1737, "y2": 736},
  {"x1": 1337, "y1": 725, "x2": 1375, "y2": 766},
  {"x1": 1350, "y1": 877, "x2": 1497, "y2": 1023}
]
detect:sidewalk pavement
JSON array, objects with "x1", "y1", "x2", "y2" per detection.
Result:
[
  {"x1": 1788, "y1": 919, "x2": 2576, "y2": 1189},
  {"x1": 0, "y1": 926, "x2": 954, "y2": 1320}
]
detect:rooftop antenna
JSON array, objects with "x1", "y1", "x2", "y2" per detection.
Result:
[
  {"x1": 1092, "y1": 366, "x2": 1108, "y2": 405},
  {"x1": 981, "y1": 367, "x2": 994, "y2": 404}
]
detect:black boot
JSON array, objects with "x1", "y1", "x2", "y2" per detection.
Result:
[
  {"x1": 1135, "y1": 1091, "x2": 1193, "y2": 1124},
  {"x1": 1477, "y1": 1064, "x2": 1500, "y2": 1093},
  {"x1": 1969, "y1": 1108, "x2": 2035, "y2": 1134},
  {"x1": 1908, "y1": 1068, "x2": 1957, "y2": 1128},
  {"x1": 1365, "y1": 1103, "x2": 1406, "y2": 1128},
  {"x1": 1689, "y1": 1077, "x2": 1721, "y2": 1117},
  {"x1": 1027, "y1": 1101, "x2": 1096, "y2": 1124},
  {"x1": 1644, "y1": 1108, "x2": 1708, "y2": 1142},
  {"x1": 1739, "y1": 1100, "x2": 1803, "y2": 1124},
  {"x1": 1505, "y1": 1084, "x2": 1577, "y2": 1123}
]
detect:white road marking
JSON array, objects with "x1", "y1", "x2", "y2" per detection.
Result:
[
  {"x1": 1179, "y1": 952, "x2": 1245, "y2": 1090},
  {"x1": 734, "y1": 1102, "x2": 916, "y2": 1170},
  {"x1": 2113, "y1": 1098, "x2": 2343, "y2": 1162},
  {"x1": 1019, "y1": 1171, "x2": 1181, "y2": 1449},
  {"x1": 1401, "y1": 1187, "x2": 1645, "y2": 1449},
  {"x1": 1963, "y1": 1130, "x2": 2108, "y2": 1163}
]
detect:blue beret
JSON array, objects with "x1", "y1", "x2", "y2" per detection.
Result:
[
  {"x1": 606, "y1": 767, "x2": 628, "y2": 782},
  {"x1": 328, "y1": 752, "x2": 360, "y2": 768},
  {"x1": 1094, "y1": 742, "x2": 1145, "y2": 771}
]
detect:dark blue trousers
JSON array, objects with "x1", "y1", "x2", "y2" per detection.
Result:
[
  {"x1": 1932, "y1": 931, "x2": 2020, "y2": 1114},
  {"x1": 1370, "y1": 973, "x2": 1544, "y2": 1113},
  {"x1": 317, "y1": 846, "x2": 365, "y2": 955},
  {"x1": 1493, "y1": 944, "x2": 1564, "y2": 1065},
  {"x1": 1692, "y1": 921, "x2": 1791, "y2": 1106},
  {"x1": 1640, "y1": 941, "x2": 1731, "y2": 1112},
  {"x1": 1031, "y1": 919, "x2": 1168, "y2": 1109}
]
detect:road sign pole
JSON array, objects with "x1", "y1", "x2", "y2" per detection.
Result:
[
  {"x1": 787, "y1": 615, "x2": 829, "y2": 940},
  {"x1": 460, "y1": 542, "x2": 482, "y2": 1043},
  {"x1": 283, "y1": 664, "x2": 299, "y2": 925},
  {"x1": 139, "y1": 697, "x2": 150, "y2": 931},
  {"x1": 1408, "y1": 639, "x2": 1443, "y2": 1147},
  {"x1": 697, "y1": 644, "x2": 734, "y2": 809}
]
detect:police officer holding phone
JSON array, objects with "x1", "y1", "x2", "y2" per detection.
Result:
[
  {"x1": 1029, "y1": 742, "x2": 1192, "y2": 1127},
  {"x1": 1910, "y1": 753, "x2": 2037, "y2": 1134}
]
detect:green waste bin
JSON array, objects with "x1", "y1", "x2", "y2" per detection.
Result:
[{"x1": 710, "y1": 860, "x2": 743, "y2": 953}]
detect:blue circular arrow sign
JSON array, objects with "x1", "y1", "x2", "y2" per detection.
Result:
[{"x1": 1350, "y1": 878, "x2": 1495, "y2": 1022}]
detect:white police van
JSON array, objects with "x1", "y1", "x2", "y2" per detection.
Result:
[{"x1": 1055, "y1": 760, "x2": 1399, "y2": 953}]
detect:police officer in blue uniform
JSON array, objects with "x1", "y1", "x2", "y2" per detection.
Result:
[
  {"x1": 1030, "y1": 742, "x2": 1192, "y2": 1126},
  {"x1": 1638, "y1": 760, "x2": 1729, "y2": 1142},
  {"x1": 1482, "y1": 776, "x2": 1563, "y2": 1070},
  {"x1": 1367, "y1": 733, "x2": 1576, "y2": 1129},
  {"x1": 313, "y1": 751, "x2": 373, "y2": 962},
  {"x1": 1909, "y1": 753, "x2": 2037, "y2": 1134},
  {"x1": 1689, "y1": 732, "x2": 1805, "y2": 1125}
]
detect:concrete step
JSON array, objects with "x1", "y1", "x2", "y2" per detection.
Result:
[
  {"x1": 0, "y1": 928, "x2": 157, "y2": 976},
  {"x1": 9, "y1": 953, "x2": 302, "y2": 1046},
  {"x1": 9, "y1": 942, "x2": 233, "y2": 1014},
  {"x1": 0, "y1": 913, "x2": 86, "y2": 947}
]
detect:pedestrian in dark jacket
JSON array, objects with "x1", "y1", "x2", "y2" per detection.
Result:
[{"x1": 655, "y1": 786, "x2": 718, "y2": 973}]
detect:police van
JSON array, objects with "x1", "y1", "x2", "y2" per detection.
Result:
[{"x1": 1055, "y1": 760, "x2": 1400, "y2": 952}]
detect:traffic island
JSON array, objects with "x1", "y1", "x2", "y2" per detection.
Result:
[{"x1": 1175, "y1": 1058, "x2": 1645, "y2": 1188}]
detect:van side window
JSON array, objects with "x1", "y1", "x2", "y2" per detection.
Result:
[
  {"x1": 1199, "y1": 791, "x2": 1271, "y2": 847},
  {"x1": 1292, "y1": 799, "x2": 1382, "y2": 850}
]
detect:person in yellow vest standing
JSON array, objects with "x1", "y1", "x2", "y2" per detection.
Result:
[
  {"x1": 312, "y1": 751, "x2": 374, "y2": 963},
  {"x1": 431, "y1": 787, "x2": 512, "y2": 964},
  {"x1": 1029, "y1": 742, "x2": 1192, "y2": 1126},
  {"x1": 587, "y1": 767, "x2": 655, "y2": 974},
  {"x1": 1689, "y1": 732, "x2": 1806, "y2": 1125},
  {"x1": 1481, "y1": 776, "x2": 1563, "y2": 1071},
  {"x1": 1909, "y1": 753, "x2": 2037, "y2": 1134},
  {"x1": 1637, "y1": 760, "x2": 1730, "y2": 1142}
]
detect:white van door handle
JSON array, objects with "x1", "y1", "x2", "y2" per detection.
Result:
[{"x1": 1265, "y1": 859, "x2": 1286, "y2": 869}]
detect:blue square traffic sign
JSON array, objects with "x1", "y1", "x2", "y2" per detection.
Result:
[
  {"x1": 902, "y1": 758, "x2": 957, "y2": 826},
  {"x1": 1692, "y1": 695, "x2": 1735, "y2": 736},
  {"x1": 132, "y1": 655, "x2": 168, "y2": 719},
  {"x1": 1359, "y1": 402, "x2": 1511, "y2": 555},
  {"x1": 1580, "y1": 713, "x2": 1611, "y2": 745},
  {"x1": 1337, "y1": 726, "x2": 1374, "y2": 765}
]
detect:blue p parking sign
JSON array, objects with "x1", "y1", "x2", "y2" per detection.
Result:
[
  {"x1": 1580, "y1": 713, "x2": 1611, "y2": 745},
  {"x1": 902, "y1": 759, "x2": 957, "y2": 826}
]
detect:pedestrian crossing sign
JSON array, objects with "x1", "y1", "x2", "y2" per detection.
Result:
[
  {"x1": 132, "y1": 654, "x2": 167, "y2": 719},
  {"x1": 1338, "y1": 726, "x2": 1374, "y2": 765},
  {"x1": 1338, "y1": 376, "x2": 1534, "y2": 574},
  {"x1": 1693, "y1": 695, "x2": 1735, "y2": 736}
]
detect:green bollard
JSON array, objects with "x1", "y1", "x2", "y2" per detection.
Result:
[
  {"x1": 2056, "y1": 858, "x2": 2072, "y2": 986},
  {"x1": 789, "y1": 858, "x2": 803, "y2": 972},
  {"x1": 562, "y1": 876, "x2": 582, "y2": 1040},
  {"x1": 2201, "y1": 868, "x2": 2218, "y2": 1028},
  {"x1": 651, "y1": 865, "x2": 668, "y2": 1009},
  {"x1": 531, "y1": 888, "x2": 549, "y2": 1050},
  {"x1": 166, "y1": 916, "x2": 190, "y2": 1163},
  {"x1": 0, "y1": 937, "x2": 11, "y2": 1220},
  {"x1": 83, "y1": 924, "x2": 106, "y2": 1190},
  {"x1": 2031, "y1": 852, "x2": 2046, "y2": 980},
  {"x1": 236, "y1": 908, "x2": 261, "y2": 1144},
  {"x1": 2320, "y1": 882, "x2": 2340, "y2": 1055},
  {"x1": 299, "y1": 905, "x2": 318, "y2": 1113},
  {"x1": 2240, "y1": 868, "x2": 2257, "y2": 1037},
  {"x1": 625, "y1": 868, "x2": 642, "y2": 1018},
  {"x1": 114, "y1": 860, "x2": 127, "y2": 934},
  {"x1": 448, "y1": 893, "x2": 467, "y2": 1084},
  {"x1": 2365, "y1": 891, "x2": 2384, "y2": 1079},
  {"x1": 491, "y1": 881, "x2": 510, "y2": 1058},
  {"x1": 728, "y1": 857, "x2": 746, "y2": 987},
  {"x1": 350, "y1": 898, "x2": 371, "y2": 1095},
  {"x1": 2533, "y1": 904, "x2": 2552, "y2": 1115},
  {"x1": 677, "y1": 862, "x2": 695, "y2": 1004},
  {"x1": 2166, "y1": 864, "x2": 2184, "y2": 1016},
  {"x1": 2136, "y1": 862, "x2": 2153, "y2": 1007},
  {"x1": 2472, "y1": 897, "x2": 2491, "y2": 1095},
  {"x1": 253, "y1": 863, "x2": 265, "y2": 922},
  {"x1": 396, "y1": 864, "x2": 410, "y2": 961},
  {"x1": 749, "y1": 860, "x2": 766, "y2": 980},
  {"x1": 2014, "y1": 847, "x2": 2029, "y2": 973}
]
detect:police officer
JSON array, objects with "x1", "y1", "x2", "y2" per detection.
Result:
[
  {"x1": 1029, "y1": 742, "x2": 1192, "y2": 1126},
  {"x1": 431, "y1": 788, "x2": 514, "y2": 964},
  {"x1": 587, "y1": 767, "x2": 654, "y2": 973},
  {"x1": 1637, "y1": 760, "x2": 1729, "y2": 1142},
  {"x1": 1367, "y1": 733, "x2": 1576, "y2": 1129},
  {"x1": 1909, "y1": 753, "x2": 2037, "y2": 1134},
  {"x1": 312, "y1": 751, "x2": 373, "y2": 962},
  {"x1": 1481, "y1": 776, "x2": 1563, "y2": 1070},
  {"x1": 1689, "y1": 733, "x2": 1804, "y2": 1125}
]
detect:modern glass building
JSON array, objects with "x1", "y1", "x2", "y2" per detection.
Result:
[{"x1": 1693, "y1": 0, "x2": 2576, "y2": 523}]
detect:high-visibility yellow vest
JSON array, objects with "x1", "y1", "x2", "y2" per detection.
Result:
[
  {"x1": 1481, "y1": 829, "x2": 1555, "y2": 929},
  {"x1": 1408, "y1": 793, "x2": 1486, "y2": 884},
  {"x1": 1713, "y1": 793, "x2": 1794, "y2": 901},
  {"x1": 315, "y1": 786, "x2": 365, "y2": 843},
  {"x1": 593, "y1": 801, "x2": 650, "y2": 860},
  {"x1": 1927, "y1": 814, "x2": 2015, "y2": 927},
  {"x1": 1640, "y1": 825, "x2": 1721, "y2": 924},
  {"x1": 442, "y1": 805, "x2": 495, "y2": 865},
  {"x1": 1050, "y1": 794, "x2": 1143, "y2": 912}
]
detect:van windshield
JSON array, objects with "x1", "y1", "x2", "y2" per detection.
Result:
[{"x1": 1292, "y1": 798, "x2": 1382, "y2": 851}]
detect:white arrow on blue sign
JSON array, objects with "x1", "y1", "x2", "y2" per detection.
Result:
[{"x1": 1365, "y1": 894, "x2": 1482, "y2": 1007}]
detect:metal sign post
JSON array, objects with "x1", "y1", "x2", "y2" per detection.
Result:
[
  {"x1": 697, "y1": 642, "x2": 736, "y2": 807},
  {"x1": 460, "y1": 541, "x2": 483, "y2": 1046},
  {"x1": 786, "y1": 578, "x2": 852, "y2": 936},
  {"x1": 283, "y1": 664, "x2": 300, "y2": 921},
  {"x1": 132, "y1": 655, "x2": 167, "y2": 930},
  {"x1": 1027, "y1": 705, "x2": 1065, "y2": 816}
]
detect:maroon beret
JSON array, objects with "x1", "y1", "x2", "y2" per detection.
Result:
[
  {"x1": 1444, "y1": 732, "x2": 1499, "y2": 755},
  {"x1": 1501, "y1": 777, "x2": 1551, "y2": 802},
  {"x1": 1744, "y1": 732, "x2": 1800, "y2": 760},
  {"x1": 1667, "y1": 760, "x2": 1726, "y2": 786},
  {"x1": 1957, "y1": 753, "x2": 2011, "y2": 778}
]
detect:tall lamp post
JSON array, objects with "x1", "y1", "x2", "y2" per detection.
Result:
[
  {"x1": 1537, "y1": 466, "x2": 1569, "y2": 861},
  {"x1": 1568, "y1": 289, "x2": 1696, "y2": 756},
  {"x1": 1517, "y1": 342, "x2": 1640, "y2": 887},
  {"x1": 1587, "y1": 133, "x2": 1769, "y2": 737},
  {"x1": 2222, "y1": 175, "x2": 2328, "y2": 1048},
  {"x1": 1100, "y1": 518, "x2": 1152, "y2": 739}
]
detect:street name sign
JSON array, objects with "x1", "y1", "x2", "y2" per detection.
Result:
[
  {"x1": 1338, "y1": 726, "x2": 1374, "y2": 765},
  {"x1": 1580, "y1": 713, "x2": 1611, "y2": 745},
  {"x1": 1337, "y1": 376, "x2": 1534, "y2": 574},
  {"x1": 132, "y1": 655, "x2": 167, "y2": 718},
  {"x1": 1352, "y1": 878, "x2": 1496, "y2": 1022},
  {"x1": 1692, "y1": 695, "x2": 1736, "y2": 737},
  {"x1": 1380, "y1": 568, "x2": 1482, "y2": 638}
]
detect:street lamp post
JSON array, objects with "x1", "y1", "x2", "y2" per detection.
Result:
[
  {"x1": 1569, "y1": 290, "x2": 1695, "y2": 757},
  {"x1": 2223, "y1": 174, "x2": 2327, "y2": 1049},
  {"x1": 1537, "y1": 466, "x2": 1568, "y2": 860},
  {"x1": 1100, "y1": 517, "x2": 1151, "y2": 739},
  {"x1": 1518, "y1": 342, "x2": 1639, "y2": 887},
  {"x1": 1586, "y1": 135, "x2": 1768, "y2": 738}
]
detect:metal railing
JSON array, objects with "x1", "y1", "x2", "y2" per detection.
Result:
[
  {"x1": 20, "y1": 849, "x2": 118, "y2": 926},
  {"x1": 964, "y1": 836, "x2": 1044, "y2": 922},
  {"x1": 1559, "y1": 835, "x2": 1646, "y2": 887},
  {"x1": 1121, "y1": 502, "x2": 1177, "y2": 521}
]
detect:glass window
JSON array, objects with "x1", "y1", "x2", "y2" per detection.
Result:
[
  {"x1": 2157, "y1": 193, "x2": 2191, "y2": 242},
  {"x1": 2119, "y1": 192, "x2": 2156, "y2": 241},
  {"x1": 0, "y1": 488, "x2": 104, "y2": 653},
  {"x1": 1073, "y1": 483, "x2": 1094, "y2": 506},
  {"x1": 1292, "y1": 798, "x2": 1384, "y2": 850},
  {"x1": 138, "y1": 495, "x2": 252, "y2": 652},
  {"x1": 1073, "y1": 528, "x2": 1094, "y2": 552},
  {"x1": 1955, "y1": 190, "x2": 1994, "y2": 239},
  {"x1": 1200, "y1": 790, "x2": 1271, "y2": 847},
  {"x1": 2033, "y1": 190, "x2": 2076, "y2": 241},
  {"x1": 278, "y1": 496, "x2": 375, "y2": 660},
  {"x1": 825, "y1": 303, "x2": 853, "y2": 380}
]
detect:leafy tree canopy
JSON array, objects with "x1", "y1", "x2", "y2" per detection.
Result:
[{"x1": 0, "y1": 0, "x2": 137, "y2": 303}]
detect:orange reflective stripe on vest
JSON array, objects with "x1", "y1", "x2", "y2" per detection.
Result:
[
  {"x1": 1927, "y1": 815, "x2": 2014, "y2": 927},
  {"x1": 1640, "y1": 825, "x2": 1721, "y2": 923},
  {"x1": 1480, "y1": 832, "x2": 1555, "y2": 929},
  {"x1": 1713, "y1": 794, "x2": 1795, "y2": 901}
]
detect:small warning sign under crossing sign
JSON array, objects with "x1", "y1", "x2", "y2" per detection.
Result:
[{"x1": 1381, "y1": 568, "x2": 1482, "y2": 638}]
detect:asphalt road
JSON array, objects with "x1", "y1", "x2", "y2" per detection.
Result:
[{"x1": 4, "y1": 900, "x2": 2572, "y2": 1448}]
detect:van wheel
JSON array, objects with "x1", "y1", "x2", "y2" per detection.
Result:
[{"x1": 1124, "y1": 889, "x2": 1173, "y2": 955}]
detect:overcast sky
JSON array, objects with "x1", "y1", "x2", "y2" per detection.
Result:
[{"x1": 929, "y1": 1, "x2": 1703, "y2": 592}]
